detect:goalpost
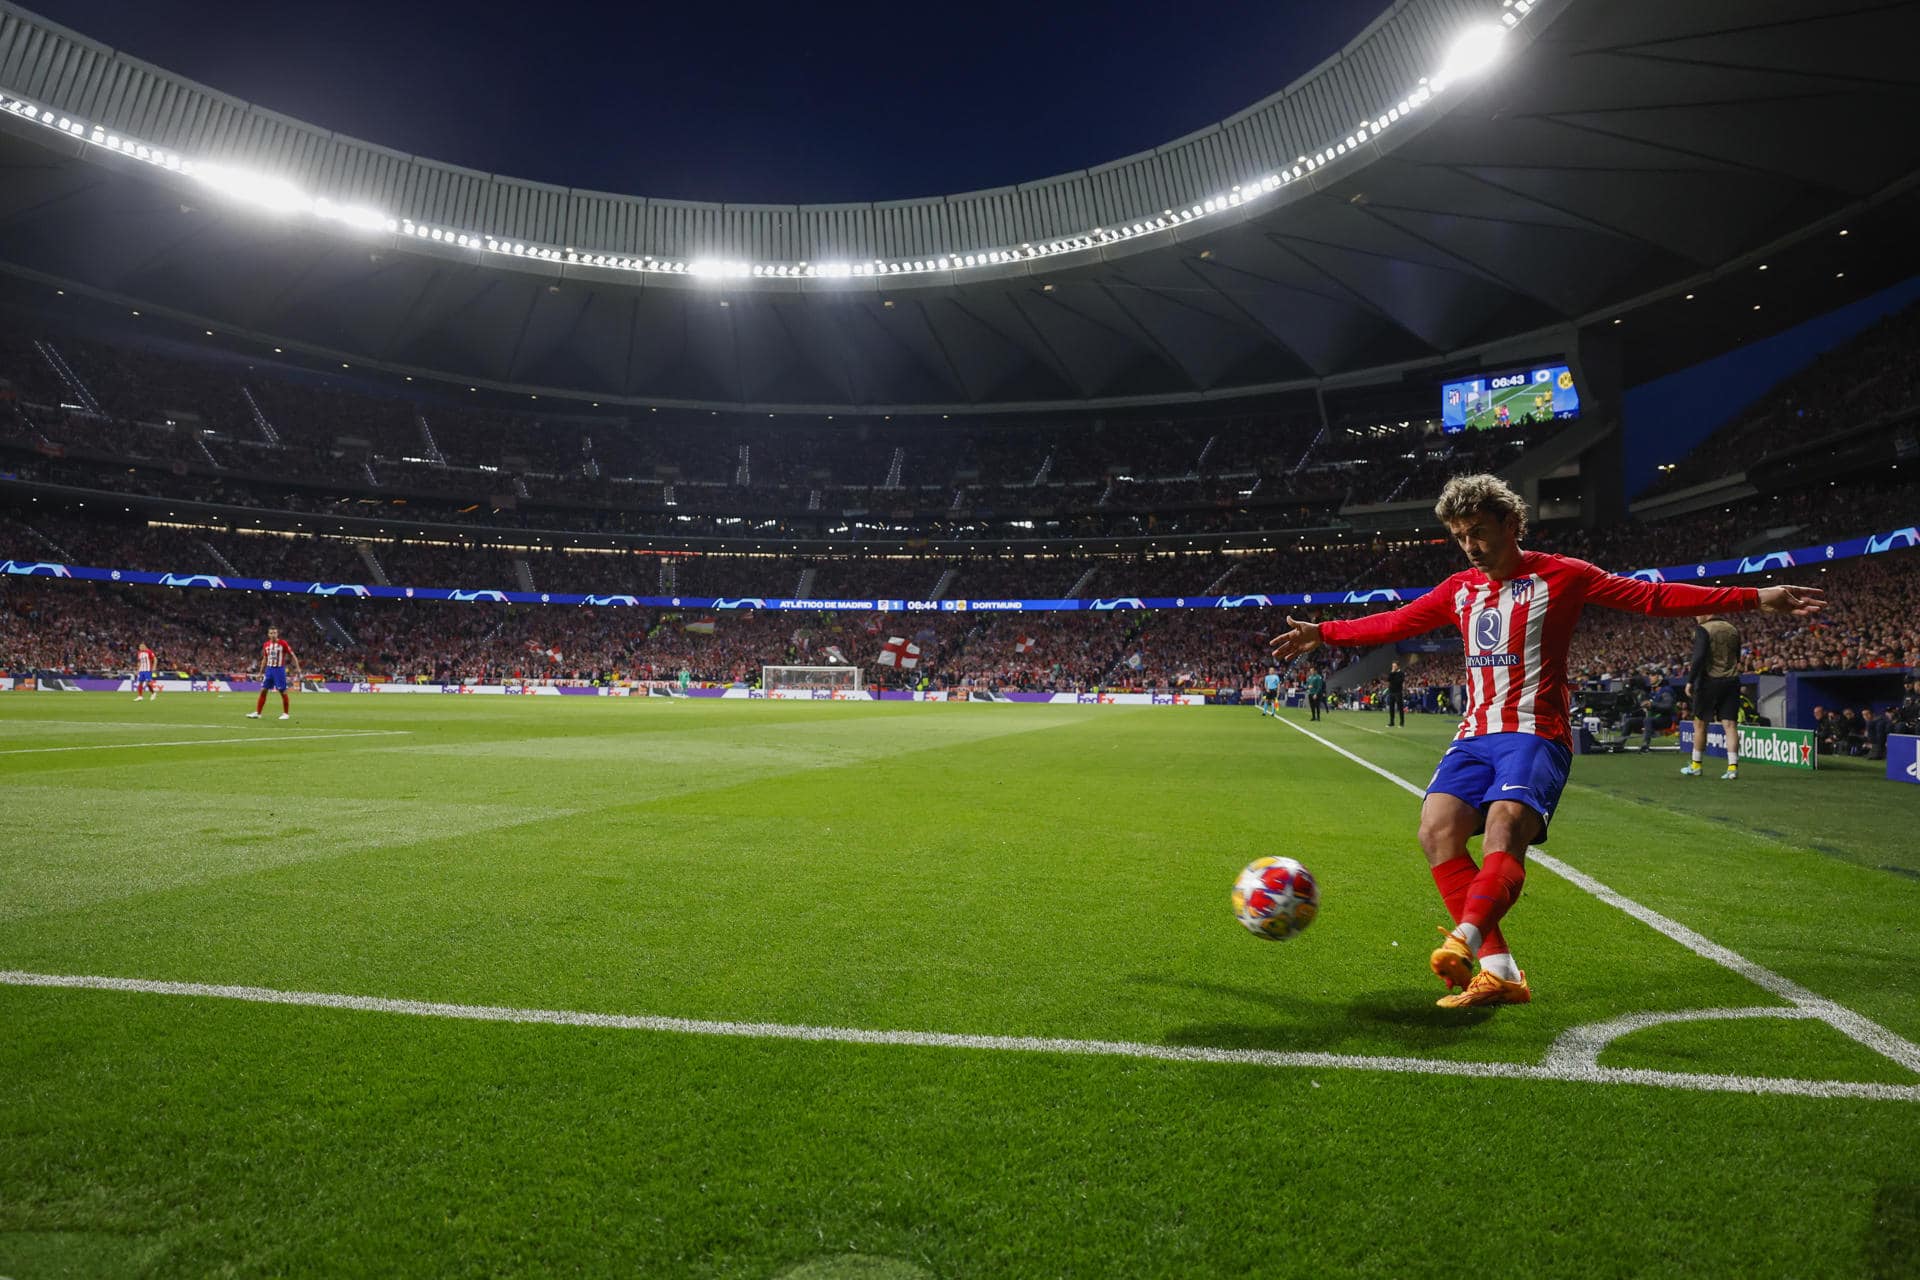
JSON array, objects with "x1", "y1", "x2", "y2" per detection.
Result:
[{"x1": 762, "y1": 665, "x2": 865, "y2": 695}]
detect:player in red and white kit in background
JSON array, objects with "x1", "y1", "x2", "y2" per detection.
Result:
[
  {"x1": 247, "y1": 627, "x2": 301, "y2": 721},
  {"x1": 133, "y1": 642, "x2": 159, "y2": 702},
  {"x1": 1270, "y1": 475, "x2": 1825, "y2": 1008}
]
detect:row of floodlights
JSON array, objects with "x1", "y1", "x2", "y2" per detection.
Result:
[{"x1": 0, "y1": 15, "x2": 1518, "y2": 282}]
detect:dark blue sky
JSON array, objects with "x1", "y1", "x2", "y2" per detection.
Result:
[{"x1": 34, "y1": 0, "x2": 1376, "y2": 204}]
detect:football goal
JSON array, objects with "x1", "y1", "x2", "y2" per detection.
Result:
[{"x1": 761, "y1": 665, "x2": 865, "y2": 693}]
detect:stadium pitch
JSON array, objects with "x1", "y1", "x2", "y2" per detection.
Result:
[{"x1": 3, "y1": 694, "x2": 1917, "y2": 1276}]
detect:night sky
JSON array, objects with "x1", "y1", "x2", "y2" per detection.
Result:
[{"x1": 32, "y1": 0, "x2": 1377, "y2": 205}]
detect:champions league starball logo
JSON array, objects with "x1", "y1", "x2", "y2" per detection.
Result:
[{"x1": 1737, "y1": 550, "x2": 1796, "y2": 575}]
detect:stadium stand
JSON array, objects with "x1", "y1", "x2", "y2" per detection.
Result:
[{"x1": 4, "y1": 297, "x2": 1918, "y2": 696}]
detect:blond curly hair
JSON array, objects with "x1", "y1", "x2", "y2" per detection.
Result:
[{"x1": 1434, "y1": 473, "x2": 1529, "y2": 538}]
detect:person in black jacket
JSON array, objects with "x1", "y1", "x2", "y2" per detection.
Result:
[{"x1": 1386, "y1": 661, "x2": 1407, "y2": 726}]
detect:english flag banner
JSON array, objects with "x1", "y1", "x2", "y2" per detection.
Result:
[{"x1": 878, "y1": 636, "x2": 921, "y2": 669}]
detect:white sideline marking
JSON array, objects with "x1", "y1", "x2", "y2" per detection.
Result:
[
  {"x1": 1273, "y1": 715, "x2": 1920, "y2": 1076},
  {"x1": 0, "y1": 730, "x2": 413, "y2": 755},
  {"x1": 2, "y1": 970, "x2": 1915, "y2": 1103},
  {"x1": 0, "y1": 720, "x2": 250, "y2": 730},
  {"x1": 1545, "y1": 1007, "x2": 1819, "y2": 1070}
]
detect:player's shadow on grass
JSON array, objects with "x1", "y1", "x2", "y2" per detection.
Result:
[{"x1": 1133, "y1": 975, "x2": 1495, "y2": 1053}]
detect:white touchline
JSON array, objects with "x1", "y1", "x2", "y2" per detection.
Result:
[
  {"x1": 1, "y1": 971, "x2": 1914, "y2": 1103},
  {"x1": 0, "y1": 730, "x2": 414, "y2": 755},
  {"x1": 1274, "y1": 715, "x2": 1920, "y2": 1076},
  {"x1": 0, "y1": 720, "x2": 258, "y2": 730}
]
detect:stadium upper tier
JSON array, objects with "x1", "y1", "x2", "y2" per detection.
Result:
[
  {"x1": 0, "y1": 320, "x2": 1554, "y2": 547},
  {"x1": 3, "y1": 0, "x2": 1920, "y2": 409}
]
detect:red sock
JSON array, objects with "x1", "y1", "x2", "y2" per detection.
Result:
[
  {"x1": 281, "y1": 692, "x2": 290, "y2": 714},
  {"x1": 1430, "y1": 855, "x2": 1509, "y2": 957},
  {"x1": 1460, "y1": 850, "x2": 1526, "y2": 944},
  {"x1": 255, "y1": 690, "x2": 268, "y2": 713}
]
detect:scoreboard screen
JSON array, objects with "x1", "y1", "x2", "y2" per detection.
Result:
[{"x1": 1441, "y1": 364, "x2": 1579, "y2": 433}]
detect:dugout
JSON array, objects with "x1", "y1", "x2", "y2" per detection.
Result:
[{"x1": 1784, "y1": 669, "x2": 1911, "y2": 728}]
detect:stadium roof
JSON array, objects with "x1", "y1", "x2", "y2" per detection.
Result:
[{"x1": 2, "y1": 0, "x2": 1919, "y2": 413}]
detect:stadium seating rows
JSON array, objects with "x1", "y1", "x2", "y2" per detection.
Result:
[{"x1": 0, "y1": 320, "x2": 1545, "y2": 536}]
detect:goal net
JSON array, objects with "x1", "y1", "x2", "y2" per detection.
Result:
[{"x1": 762, "y1": 665, "x2": 865, "y2": 694}]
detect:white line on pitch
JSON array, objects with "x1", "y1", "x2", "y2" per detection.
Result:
[
  {"x1": 0, "y1": 720, "x2": 256, "y2": 730},
  {"x1": 1273, "y1": 714, "x2": 1920, "y2": 1076},
  {"x1": 1544, "y1": 1007, "x2": 1822, "y2": 1071},
  {"x1": 2, "y1": 970, "x2": 1913, "y2": 1102},
  {"x1": 0, "y1": 730, "x2": 414, "y2": 755}
]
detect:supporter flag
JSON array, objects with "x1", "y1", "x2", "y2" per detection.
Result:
[
  {"x1": 684, "y1": 617, "x2": 717, "y2": 635},
  {"x1": 823, "y1": 645, "x2": 849, "y2": 665},
  {"x1": 1126, "y1": 651, "x2": 1144, "y2": 670},
  {"x1": 878, "y1": 637, "x2": 921, "y2": 669},
  {"x1": 1015, "y1": 635, "x2": 1036, "y2": 654},
  {"x1": 547, "y1": 648, "x2": 563, "y2": 664}
]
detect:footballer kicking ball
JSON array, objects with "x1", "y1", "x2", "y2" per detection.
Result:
[{"x1": 1232, "y1": 856, "x2": 1319, "y2": 941}]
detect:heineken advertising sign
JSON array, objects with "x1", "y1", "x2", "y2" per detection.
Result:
[{"x1": 1678, "y1": 722, "x2": 1816, "y2": 770}]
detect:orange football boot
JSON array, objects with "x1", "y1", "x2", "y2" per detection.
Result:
[
  {"x1": 1436, "y1": 968, "x2": 1533, "y2": 1009},
  {"x1": 1430, "y1": 925, "x2": 1474, "y2": 991}
]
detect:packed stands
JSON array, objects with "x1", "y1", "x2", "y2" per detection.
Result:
[
  {"x1": 1643, "y1": 300, "x2": 1920, "y2": 495},
  {"x1": 5, "y1": 307, "x2": 1918, "y2": 699}
]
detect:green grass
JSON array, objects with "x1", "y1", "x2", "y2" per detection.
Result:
[{"x1": 2, "y1": 694, "x2": 1918, "y2": 1277}]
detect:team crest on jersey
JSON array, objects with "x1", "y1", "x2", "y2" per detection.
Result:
[
  {"x1": 1475, "y1": 609, "x2": 1504, "y2": 651},
  {"x1": 1509, "y1": 577, "x2": 1534, "y2": 603}
]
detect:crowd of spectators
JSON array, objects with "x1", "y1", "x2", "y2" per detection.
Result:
[
  {"x1": 6, "y1": 535, "x2": 1912, "y2": 694},
  {"x1": 5, "y1": 307, "x2": 1918, "y2": 699},
  {"x1": 0, "y1": 318, "x2": 1585, "y2": 545},
  {"x1": 1644, "y1": 300, "x2": 1920, "y2": 495}
]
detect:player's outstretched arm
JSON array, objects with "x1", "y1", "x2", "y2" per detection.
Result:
[
  {"x1": 1757, "y1": 584, "x2": 1825, "y2": 616},
  {"x1": 1583, "y1": 563, "x2": 1821, "y2": 619},
  {"x1": 1269, "y1": 617, "x2": 1323, "y2": 661}
]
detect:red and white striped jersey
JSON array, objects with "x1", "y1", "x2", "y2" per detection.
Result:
[
  {"x1": 261, "y1": 638, "x2": 296, "y2": 670},
  {"x1": 137, "y1": 647, "x2": 155, "y2": 673},
  {"x1": 1317, "y1": 551, "x2": 1760, "y2": 748}
]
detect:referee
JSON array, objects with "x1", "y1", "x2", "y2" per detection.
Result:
[{"x1": 1683, "y1": 613, "x2": 1743, "y2": 780}]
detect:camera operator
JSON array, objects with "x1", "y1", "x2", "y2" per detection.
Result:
[{"x1": 1634, "y1": 671, "x2": 1680, "y2": 752}]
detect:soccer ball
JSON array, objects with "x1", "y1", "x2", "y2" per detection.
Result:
[{"x1": 1232, "y1": 856, "x2": 1319, "y2": 941}]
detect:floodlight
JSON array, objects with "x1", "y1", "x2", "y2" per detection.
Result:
[
  {"x1": 192, "y1": 164, "x2": 310, "y2": 215},
  {"x1": 1435, "y1": 24, "x2": 1507, "y2": 89},
  {"x1": 314, "y1": 199, "x2": 391, "y2": 232}
]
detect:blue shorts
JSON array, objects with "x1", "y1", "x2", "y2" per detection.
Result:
[
  {"x1": 262, "y1": 668, "x2": 288, "y2": 692},
  {"x1": 1426, "y1": 733, "x2": 1573, "y2": 841},
  {"x1": 135, "y1": 673, "x2": 156, "y2": 687}
]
